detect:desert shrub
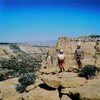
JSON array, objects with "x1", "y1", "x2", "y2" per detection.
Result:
[
  {"x1": 0, "y1": 52, "x2": 42, "y2": 77},
  {"x1": 1, "y1": 58, "x2": 19, "y2": 70},
  {"x1": 16, "y1": 73, "x2": 36, "y2": 93},
  {"x1": 0, "y1": 44, "x2": 42, "y2": 81},
  {"x1": 16, "y1": 84, "x2": 26, "y2": 93},
  {"x1": 19, "y1": 73, "x2": 36, "y2": 86},
  {"x1": 0, "y1": 69, "x2": 13, "y2": 81},
  {"x1": 78, "y1": 64, "x2": 100, "y2": 79}
]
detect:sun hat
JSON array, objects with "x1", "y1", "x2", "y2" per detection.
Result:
[
  {"x1": 60, "y1": 49, "x2": 63, "y2": 52},
  {"x1": 77, "y1": 43, "x2": 81, "y2": 46}
]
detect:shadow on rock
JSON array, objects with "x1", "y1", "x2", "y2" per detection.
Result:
[{"x1": 38, "y1": 83, "x2": 56, "y2": 91}]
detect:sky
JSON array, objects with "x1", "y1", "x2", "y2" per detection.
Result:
[{"x1": 0, "y1": 0, "x2": 100, "y2": 42}]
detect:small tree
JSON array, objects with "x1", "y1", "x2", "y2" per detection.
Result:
[
  {"x1": 16, "y1": 73, "x2": 36, "y2": 93},
  {"x1": 0, "y1": 69, "x2": 13, "y2": 81},
  {"x1": 19, "y1": 73, "x2": 36, "y2": 86},
  {"x1": 78, "y1": 64, "x2": 100, "y2": 79}
]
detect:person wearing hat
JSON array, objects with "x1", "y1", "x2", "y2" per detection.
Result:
[
  {"x1": 57, "y1": 49, "x2": 65, "y2": 72},
  {"x1": 74, "y1": 43, "x2": 84, "y2": 69}
]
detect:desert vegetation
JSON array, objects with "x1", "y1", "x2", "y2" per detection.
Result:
[
  {"x1": 16, "y1": 73, "x2": 36, "y2": 93},
  {"x1": 78, "y1": 64, "x2": 100, "y2": 79},
  {"x1": 0, "y1": 44, "x2": 42, "y2": 81},
  {"x1": 89, "y1": 34, "x2": 100, "y2": 38}
]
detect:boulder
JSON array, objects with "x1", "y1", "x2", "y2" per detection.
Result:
[
  {"x1": 0, "y1": 78, "x2": 19, "y2": 99},
  {"x1": 62, "y1": 77, "x2": 100, "y2": 100},
  {"x1": 26, "y1": 84, "x2": 38, "y2": 92},
  {"x1": 61, "y1": 77, "x2": 87, "y2": 88},
  {"x1": 77, "y1": 78, "x2": 100, "y2": 100},
  {"x1": 61, "y1": 88, "x2": 76, "y2": 95},
  {"x1": 61, "y1": 95, "x2": 71, "y2": 100},
  {"x1": 41, "y1": 72, "x2": 87, "y2": 89},
  {"x1": 0, "y1": 91, "x2": 3, "y2": 100},
  {"x1": 41, "y1": 74, "x2": 61, "y2": 88},
  {"x1": 3, "y1": 94, "x2": 23, "y2": 100},
  {"x1": 23, "y1": 87, "x2": 60, "y2": 100},
  {"x1": 26, "y1": 78, "x2": 43, "y2": 92}
]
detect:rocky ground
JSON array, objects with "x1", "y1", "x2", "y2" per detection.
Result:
[{"x1": 0, "y1": 67, "x2": 100, "y2": 100}]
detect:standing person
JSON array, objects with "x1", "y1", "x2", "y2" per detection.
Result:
[
  {"x1": 74, "y1": 43, "x2": 84, "y2": 69},
  {"x1": 45, "y1": 51, "x2": 52, "y2": 68},
  {"x1": 57, "y1": 49, "x2": 65, "y2": 72}
]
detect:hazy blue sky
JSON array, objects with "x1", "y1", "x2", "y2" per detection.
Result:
[{"x1": 0, "y1": 0, "x2": 100, "y2": 42}]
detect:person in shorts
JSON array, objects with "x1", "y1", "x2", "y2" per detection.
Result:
[
  {"x1": 57, "y1": 49, "x2": 65, "y2": 72},
  {"x1": 74, "y1": 43, "x2": 84, "y2": 69}
]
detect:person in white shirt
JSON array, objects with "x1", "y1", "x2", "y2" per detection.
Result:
[{"x1": 57, "y1": 49, "x2": 65, "y2": 72}]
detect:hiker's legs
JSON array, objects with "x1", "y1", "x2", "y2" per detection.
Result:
[
  {"x1": 62, "y1": 63, "x2": 65, "y2": 71},
  {"x1": 59, "y1": 65, "x2": 62, "y2": 72},
  {"x1": 58, "y1": 60, "x2": 65, "y2": 72},
  {"x1": 77, "y1": 60, "x2": 82, "y2": 69},
  {"x1": 59, "y1": 64, "x2": 65, "y2": 72},
  {"x1": 76, "y1": 56, "x2": 83, "y2": 69},
  {"x1": 59, "y1": 64, "x2": 63, "y2": 72}
]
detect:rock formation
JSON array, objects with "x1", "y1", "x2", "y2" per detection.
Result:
[
  {"x1": 42, "y1": 37, "x2": 100, "y2": 70},
  {"x1": 0, "y1": 68, "x2": 100, "y2": 100},
  {"x1": 0, "y1": 36, "x2": 100, "y2": 100}
]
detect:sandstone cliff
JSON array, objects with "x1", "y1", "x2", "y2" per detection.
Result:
[
  {"x1": 0, "y1": 43, "x2": 50, "y2": 60},
  {"x1": 42, "y1": 37, "x2": 100, "y2": 70}
]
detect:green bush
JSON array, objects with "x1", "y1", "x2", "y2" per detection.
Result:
[
  {"x1": 0, "y1": 53, "x2": 42, "y2": 78},
  {"x1": 0, "y1": 44, "x2": 42, "y2": 81},
  {"x1": 16, "y1": 73, "x2": 36, "y2": 93},
  {"x1": 16, "y1": 84, "x2": 26, "y2": 93},
  {"x1": 78, "y1": 64, "x2": 100, "y2": 79},
  {"x1": 19, "y1": 73, "x2": 36, "y2": 86},
  {"x1": 0, "y1": 69, "x2": 13, "y2": 81}
]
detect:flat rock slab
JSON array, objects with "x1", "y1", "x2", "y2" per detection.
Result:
[
  {"x1": 41, "y1": 74, "x2": 61, "y2": 88},
  {"x1": 40, "y1": 68, "x2": 59, "y2": 74},
  {"x1": 41, "y1": 72, "x2": 87, "y2": 89},
  {"x1": 57, "y1": 72, "x2": 78, "y2": 78},
  {"x1": 61, "y1": 77, "x2": 87, "y2": 88},
  {"x1": 23, "y1": 87, "x2": 60, "y2": 100},
  {"x1": 0, "y1": 78, "x2": 19, "y2": 99},
  {"x1": 62, "y1": 77, "x2": 100, "y2": 100}
]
